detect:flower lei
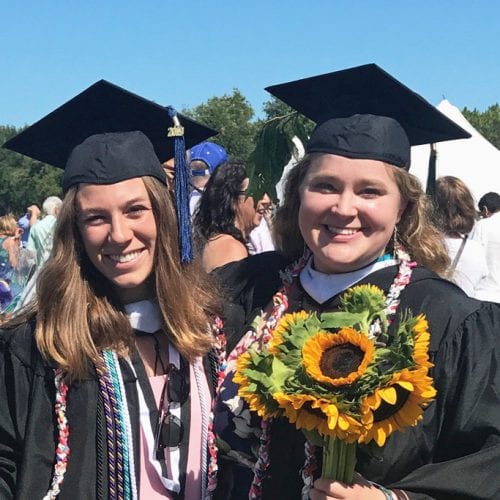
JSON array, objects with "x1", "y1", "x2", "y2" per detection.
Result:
[
  {"x1": 43, "y1": 369, "x2": 70, "y2": 500},
  {"x1": 206, "y1": 315, "x2": 228, "y2": 497},
  {"x1": 247, "y1": 248, "x2": 416, "y2": 499}
]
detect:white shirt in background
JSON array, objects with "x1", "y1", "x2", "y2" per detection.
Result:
[
  {"x1": 444, "y1": 236, "x2": 489, "y2": 298},
  {"x1": 470, "y1": 212, "x2": 500, "y2": 302}
]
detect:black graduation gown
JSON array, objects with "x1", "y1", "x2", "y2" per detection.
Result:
[
  {"x1": 0, "y1": 320, "x2": 216, "y2": 499},
  {"x1": 214, "y1": 254, "x2": 500, "y2": 500},
  {"x1": 211, "y1": 250, "x2": 289, "y2": 353}
]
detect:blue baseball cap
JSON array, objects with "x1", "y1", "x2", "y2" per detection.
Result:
[{"x1": 190, "y1": 142, "x2": 227, "y2": 175}]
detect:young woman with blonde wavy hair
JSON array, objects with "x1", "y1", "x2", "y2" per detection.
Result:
[{"x1": 213, "y1": 66, "x2": 500, "y2": 500}]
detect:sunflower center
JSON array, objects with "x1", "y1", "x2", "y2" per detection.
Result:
[
  {"x1": 319, "y1": 343, "x2": 365, "y2": 380},
  {"x1": 373, "y1": 385, "x2": 410, "y2": 422}
]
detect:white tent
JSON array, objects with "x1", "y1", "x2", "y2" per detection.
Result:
[{"x1": 410, "y1": 100, "x2": 500, "y2": 203}]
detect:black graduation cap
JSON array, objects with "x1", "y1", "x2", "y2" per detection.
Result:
[
  {"x1": 3, "y1": 79, "x2": 217, "y2": 168},
  {"x1": 2, "y1": 79, "x2": 218, "y2": 262},
  {"x1": 265, "y1": 64, "x2": 471, "y2": 169}
]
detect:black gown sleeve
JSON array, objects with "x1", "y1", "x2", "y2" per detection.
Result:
[
  {"x1": 211, "y1": 251, "x2": 289, "y2": 352},
  {"x1": 391, "y1": 301, "x2": 500, "y2": 500},
  {"x1": 0, "y1": 323, "x2": 37, "y2": 498},
  {"x1": 0, "y1": 322, "x2": 105, "y2": 499}
]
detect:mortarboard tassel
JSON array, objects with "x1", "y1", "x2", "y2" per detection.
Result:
[
  {"x1": 426, "y1": 143, "x2": 437, "y2": 200},
  {"x1": 167, "y1": 106, "x2": 193, "y2": 263}
]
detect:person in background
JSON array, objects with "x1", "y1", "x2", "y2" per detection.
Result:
[
  {"x1": 434, "y1": 175, "x2": 488, "y2": 297},
  {"x1": 478, "y1": 191, "x2": 500, "y2": 219},
  {"x1": 17, "y1": 203, "x2": 41, "y2": 248},
  {"x1": 247, "y1": 191, "x2": 276, "y2": 255},
  {"x1": 0, "y1": 215, "x2": 21, "y2": 272},
  {"x1": 192, "y1": 160, "x2": 255, "y2": 272},
  {"x1": 0, "y1": 215, "x2": 34, "y2": 315},
  {"x1": 14, "y1": 196, "x2": 63, "y2": 308},
  {"x1": 214, "y1": 65, "x2": 500, "y2": 499},
  {"x1": 26, "y1": 196, "x2": 62, "y2": 268},
  {"x1": 0, "y1": 80, "x2": 223, "y2": 498},
  {"x1": 471, "y1": 191, "x2": 500, "y2": 302},
  {"x1": 189, "y1": 141, "x2": 228, "y2": 216}
]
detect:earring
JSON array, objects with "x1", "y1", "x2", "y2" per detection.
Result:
[{"x1": 392, "y1": 225, "x2": 399, "y2": 259}]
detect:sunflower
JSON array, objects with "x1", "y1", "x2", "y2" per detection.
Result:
[
  {"x1": 268, "y1": 310, "x2": 310, "y2": 354},
  {"x1": 273, "y1": 392, "x2": 367, "y2": 442},
  {"x1": 340, "y1": 284, "x2": 386, "y2": 314},
  {"x1": 302, "y1": 328, "x2": 374, "y2": 386},
  {"x1": 234, "y1": 352, "x2": 279, "y2": 419},
  {"x1": 359, "y1": 367, "x2": 436, "y2": 446},
  {"x1": 412, "y1": 314, "x2": 433, "y2": 369}
]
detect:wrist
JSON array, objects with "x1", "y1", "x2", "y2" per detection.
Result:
[{"x1": 369, "y1": 481, "x2": 397, "y2": 500}]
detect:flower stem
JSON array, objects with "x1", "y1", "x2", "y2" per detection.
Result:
[
  {"x1": 343, "y1": 440, "x2": 357, "y2": 483},
  {"x1": 337, "y1": 437, "x2": 346, "y2": 480},
  {"x1": 321, "y1": 436, "x2": 357, "y2": 484}
]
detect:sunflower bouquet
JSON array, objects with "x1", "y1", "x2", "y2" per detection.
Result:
[{"x1": 234, "y1": 284, "x2": 436, "y2": 483}]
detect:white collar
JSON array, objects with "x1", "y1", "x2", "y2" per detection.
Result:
[
  {"x1": 299, "y1": 256, "x2": 397, "y2": 304},
  {"x1": 124, "y1": 299, "x2": 161, "y2": 332}
]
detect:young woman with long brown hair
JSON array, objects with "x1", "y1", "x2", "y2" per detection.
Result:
[{"x1": 0, "y1": 81, "x2": 224, "y2": 499}]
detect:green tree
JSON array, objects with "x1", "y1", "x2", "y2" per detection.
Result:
[
  {"x1": 183, "y1": 89, "x2": 258, "y2": 163},
  {"x1": 248, "y1": 97, "x2": 314, "y2": 200},
  {"x1": 462, "y1": 104, "x2": 500, "y2": 149},
  {"x1": 0, "y1": 125, "x2": 62, "y2": 215}
]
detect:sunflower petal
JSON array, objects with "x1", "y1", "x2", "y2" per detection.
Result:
[{"x1": 379, "y1": 386, "x2": 397, "y2": 405}]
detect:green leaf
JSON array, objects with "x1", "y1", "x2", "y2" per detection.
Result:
[
  {"x1": 302, "y1": 429, "x2": 326, "y2": 447},
  {"x1": 320, "y1": 311, "x2": 369, "y2": 330}
]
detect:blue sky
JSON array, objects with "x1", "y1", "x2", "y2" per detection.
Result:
[{"x1": 1, "y1": 0, "x2": 499, "y2": 127}]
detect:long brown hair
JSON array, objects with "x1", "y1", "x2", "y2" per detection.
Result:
[
  {"x1": 273, "y1": 153, "x2": 450, "y2": 275},
  {"x1": 435, "y1": 175, "x2": 478, "y2": 236},
  {"x1": 11, "y1": 177, "x2": 218, "y2": 381}
]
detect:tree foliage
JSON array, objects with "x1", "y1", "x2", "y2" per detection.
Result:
[
  {"x1": 0, "y1": 126, "x2": 62, "y2": 216},
  {"x1": 248, "y1": 97, "x2": 314, "y2": 200},
  {"x1": 462, "y1": 104, "x2": 500, "y2": 149},
  {"x1": 183, "y1": 89, "x2": 258, "y2": 163}
]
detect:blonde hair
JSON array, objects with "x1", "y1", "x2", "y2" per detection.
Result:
[
  {"x1": 11, "y1": 177, "x2": 219, "y2": 381},
  {"x1": 0, "y1": 215, "x2": 17, "y2": 236},
  {"x1": 391, "y1": 167, "x2": 450, "y2": 274},
  {"x1": 273, "y1": 153, "x2": 450, "y2": 276}
]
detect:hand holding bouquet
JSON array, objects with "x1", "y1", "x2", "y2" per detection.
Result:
[{"x1": 234, "y1": 284, "x2": 436, "y2": 483}]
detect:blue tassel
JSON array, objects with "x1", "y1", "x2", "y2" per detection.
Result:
[{"x1": 167, "y1": 106, "x2": 193, "y2": 263}]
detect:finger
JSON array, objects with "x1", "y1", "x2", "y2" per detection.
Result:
[
  {"x1": 309, "y1": 487, "x2": 339, "y2": 500},
  {"x1": 312, "y1": 478, "x2": 346, "y2": 497}
]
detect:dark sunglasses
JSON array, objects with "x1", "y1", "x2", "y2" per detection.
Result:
[{"x1": 154, "y1": 363, "x2": 189, "y2": 459}]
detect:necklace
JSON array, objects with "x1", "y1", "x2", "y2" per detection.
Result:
[{"x1": 134, "y1": 329, "x2": 167, "y2": 376}]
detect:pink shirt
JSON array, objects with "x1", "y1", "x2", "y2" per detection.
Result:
[{"x1": 138, "y1": 359, "x2": 210, "y2": 499}]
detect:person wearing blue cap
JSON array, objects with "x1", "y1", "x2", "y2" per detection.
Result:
[{"x1": 189, "y1": 141, "x2": 228, "y2": 216}]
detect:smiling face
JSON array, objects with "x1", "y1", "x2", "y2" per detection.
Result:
[
  {"x1": 298, "y1": 154, "x2": 406, "y2": 274},
  {"x1": 236, "y1": 177, "x2": 256, "y2": 237},
  {"x1": 76, "y1": 177, "x2": 157, "y2": 303}
]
